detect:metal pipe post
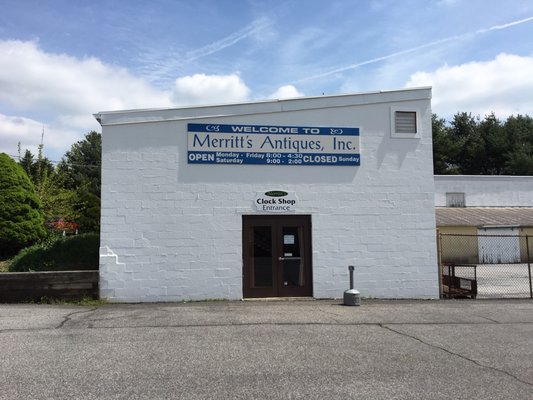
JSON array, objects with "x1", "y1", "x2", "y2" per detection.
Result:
[{"x1": 527, "y1": 235, "x2": 532, "y2": 299}]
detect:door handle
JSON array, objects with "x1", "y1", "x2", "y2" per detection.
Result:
[{"x1": 278, "y1": 257, "x2": 301, "y2": 261}]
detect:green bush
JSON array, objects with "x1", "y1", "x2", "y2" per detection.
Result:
[
  {"x1": 0, "y1": 153, "x2": 46, "y2": 257},
  {"x1": 8, "y1": 233, "x2": 99, "y2": 272}
]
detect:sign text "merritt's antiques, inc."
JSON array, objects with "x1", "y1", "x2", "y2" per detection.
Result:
[{"x1": 187, "y1": 123, "x2": 360, "y2": 166}]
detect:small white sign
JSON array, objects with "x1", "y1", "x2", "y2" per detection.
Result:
[
  {"x1": 284, "y1": 235, "x2": 295, "y2": 245},
  {"x1": 254, "y1": 191, "x2": 298, "y2": 213}
]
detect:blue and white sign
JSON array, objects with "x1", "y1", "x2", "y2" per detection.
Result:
[{"x1": 187, "y1": 123, "x2": 360, "y2": 166}]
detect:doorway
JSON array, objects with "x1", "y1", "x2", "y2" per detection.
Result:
[{"x1": 243, "y1": 215, "x2": 312, "y2": 298}]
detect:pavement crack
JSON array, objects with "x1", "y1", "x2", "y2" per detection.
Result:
[
  {"x1": 316, "y1": 307, "x2": 343, "y2": 323},
  {"x1": 380, "y1": 324, "x2": 533, "y2": 388},
  {"x1": 56, "y1": 307, "x2": 98, "y2": 329},
  {"x1": 479, "y1": 315, "x2": 501, "y2": 323}
]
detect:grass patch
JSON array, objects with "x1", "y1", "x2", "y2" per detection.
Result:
[
  {"x1": 0, "y1": 260, "x2": 9, "y2": 272},
  {"x1": 35, "y1": 296, "x2": 107, "y2": 306}
]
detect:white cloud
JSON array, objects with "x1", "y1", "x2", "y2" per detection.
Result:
[
  {"x1": 172, "y1": 73, "x2": 251, "y2": 105},
  {"x1": 406, "y1": 53, "x2": 533, "y2": 118},
  {"x1": 0, "y1": 40, "x2": 173, "y2": 114},
  {"x1": 0, "y1": 40, "x2": 176, "y2": 159},
  {"x1": 0, "y1": 113, "x2": 80, "y2": 160},
  {"x1": 0, "y1": 40, "x2": 302, "y2": 161},
  {"x1": 0, "y1": 114, "x2": 44, "y2": 157},
  {"x1": 268, "y1": 85, "x2": 304, "y2": 99}
]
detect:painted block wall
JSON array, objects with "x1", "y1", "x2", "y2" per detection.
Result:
[
  {"x1": 435, "y1": 175, "x2": 533, "y2": 207},
  {"x1": 98, "y1": 89, "x2": 439, "y2": 302}
]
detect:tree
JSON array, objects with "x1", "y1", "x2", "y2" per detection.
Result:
[
  {"x1": 502, "y1": 115, "x2": 533, "y2": 175},
  {"x1": 17, "y1": 147, "x2": 54, "y2": 192},
  {"x1": 448, "y1": 112, "x2": 479, "y2": 174},
  {"x1": 16, "y1": 143, "x2": 79, "y2": 231},
  {"x1": 504, "y1": 148, "x2": 533, "y2": 175},
  {"x1": 56, "y1": 131, "x2": 102, "y2": 232},
  {"x1": 432, "y1": 112, "x2": 533, "y2": 176},
  {"x1": 0, "y1": 153, "x2": 46, "y2": 257},
  {"x1": 57, "y1": 131, "x2": 101, "y2": 196},
  {"x1": 18, "y1": 149, "x2": 34, "y2": 177},
  {"x1": 39, "y1": 180, "x2": 80, "y2": 227},
  {"x1": 73, "y1": 189, "x2": 100, "y2": 233},
  {"x1": 477, "y1": 113, "x2": 504, "y2": 174},
  {"x1": 432, "y1": 114, "x2": 460, "y2": 174}
]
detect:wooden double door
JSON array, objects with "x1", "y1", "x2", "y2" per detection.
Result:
[{"x1": 243, "y1": 215, "x2": 312, "y2": 298}]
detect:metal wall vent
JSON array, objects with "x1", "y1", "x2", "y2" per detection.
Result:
[
  {"x1": 446, "y1": 192, "x2": 466, "y2": 207},
  {"x1": 395, "y1": 111, "x2": 417, "y2": 134}
]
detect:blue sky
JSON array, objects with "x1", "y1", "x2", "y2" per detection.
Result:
[{"x1": 1, "y1": 0, "x2": 533, "y2": 161}]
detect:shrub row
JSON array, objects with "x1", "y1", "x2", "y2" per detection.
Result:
[{"x1": 8, "y1": 233, "x2": 99, "y2": 272}]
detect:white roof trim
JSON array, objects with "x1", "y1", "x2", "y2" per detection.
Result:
[{"x1": 94, "y1": 87, "x2": 431, "y2": 127}]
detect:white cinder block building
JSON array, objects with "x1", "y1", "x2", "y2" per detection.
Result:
[
  {"x1": 435, "y1": 175, "x2": 533, "y2": 207},
  {"x1": 95, "y1": 87, "x2": 439, "y2": 302}
]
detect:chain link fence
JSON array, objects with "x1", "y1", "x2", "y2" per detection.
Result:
[{"x1": 439, "y1": 233, "x2": 533, "y2": 299}]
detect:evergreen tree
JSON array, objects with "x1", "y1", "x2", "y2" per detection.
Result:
[
  {"x1": 57, "y1": 131, "x2": 101, "y2": 196},
  {"x1": 17, "y1": 147, "x2": 54, "y2": 191},
  {"x1": 432, "y1": 114, "x2": 459, "y2": 174},
  {"x1": 0, "y1": 153, "x2": 46, "y2": 257},
  {"x1": 432, "y1": 112, "x2": 533, "y2": 176},
  {"x1": 502, "y1": 115, "x2": 533, "y2": 175},
  {"x1": 19, "y1": 149, "x2": 35, "y2": 178},
  {"x1": 478, "y1": 113, "x2": 504, "y2": 174},
  {"x1": 56, "y1": 131, "x2": 101, "y2": 232}
]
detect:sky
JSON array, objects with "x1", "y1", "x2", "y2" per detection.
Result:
[{"x1": 1, "y1": 0, "x2": 532, "y2": 162}]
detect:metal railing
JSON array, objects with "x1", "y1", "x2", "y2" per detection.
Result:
[{"x1": 438, "y1": 233, "x2": 533, "y2": 299}]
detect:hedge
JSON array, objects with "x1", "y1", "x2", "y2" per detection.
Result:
[{"x1": 8, "y1": 233, "x2": 99, "y2": 272}]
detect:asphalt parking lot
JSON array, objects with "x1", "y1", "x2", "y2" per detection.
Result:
[{"x1": 1, "y1": 299, "x2": 532, "y2": 399}]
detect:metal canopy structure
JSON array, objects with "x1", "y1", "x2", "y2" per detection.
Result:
[{"x1": 436, "y1": 207, "x2": 533, "y2": 227}]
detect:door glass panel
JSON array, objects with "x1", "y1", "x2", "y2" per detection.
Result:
[
  {"x1": 281, "y1": 226, "x2": 304, "y2": 287},
  {"x1": 253, "y1": 226, "x2": 273, "y2": 287}
]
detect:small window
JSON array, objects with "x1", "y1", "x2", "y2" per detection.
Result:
[
  {"x1": 395, "y1": 111, "x2": 417, "y2": 134},
  {"x1": 446, "y1": 192, "x2": 465, "y2": 207},
  {"x1": 390, "y1": 107, "x2": 421, "y2": 138}
]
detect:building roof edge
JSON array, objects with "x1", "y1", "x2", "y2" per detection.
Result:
[{"x1": 94, "y1": 87, "x2": 432, "y2": 126}]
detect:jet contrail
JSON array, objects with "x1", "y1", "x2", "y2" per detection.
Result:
[
  {"x1": 480, "y1": 15, "x2": 533, "y2": 32},
  {"x1": 138, "y1": 16, "x2": 272, "y2": 85},
  {"x1": 186, "y1": 17, "x2": 272, "y2": 62},
  {"x1": 296, "y1": 15, "x2": 533, "y2": 83}
]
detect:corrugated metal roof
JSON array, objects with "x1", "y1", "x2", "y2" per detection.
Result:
[{"x1": 436, "y1": 207, "x2": 533, "y2": 227}]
